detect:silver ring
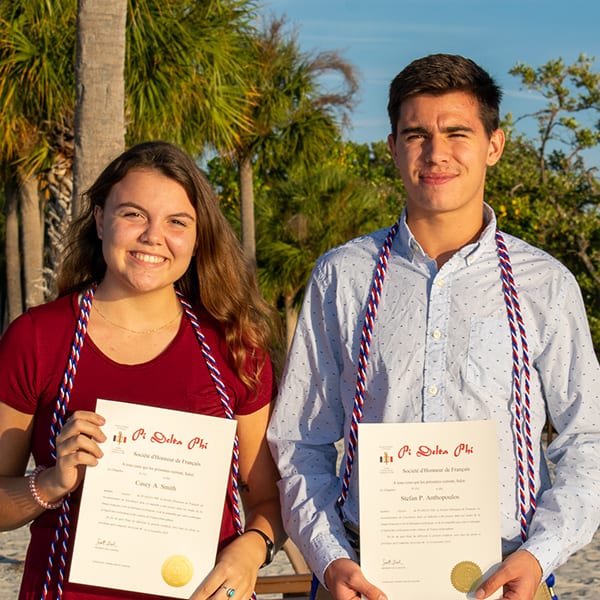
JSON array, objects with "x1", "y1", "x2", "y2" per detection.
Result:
[{"x1": 221, "y1": 586, "x2": 235, "y2": 598}]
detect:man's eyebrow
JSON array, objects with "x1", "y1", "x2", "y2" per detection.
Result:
[
  {"x1": 444, "y1": 125, "x2": 475, "y2": 133},
  {"x1": 399, "y1": 126, "x2": 429, "y2": 136}
]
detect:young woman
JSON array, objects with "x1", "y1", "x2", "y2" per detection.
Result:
[{"x1": 0, "y1": 141, "x2": 285, "y2": 600}]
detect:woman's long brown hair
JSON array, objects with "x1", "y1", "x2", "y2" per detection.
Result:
[{"x1": 58, "y1": 141, "x2": 281, "y2": 392}]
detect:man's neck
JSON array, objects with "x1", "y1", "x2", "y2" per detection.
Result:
[{"x1": 406, "y1": 208, "x2": 485, "y2": 269}]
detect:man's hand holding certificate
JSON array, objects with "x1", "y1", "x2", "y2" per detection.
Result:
[
  {"x1": 358, "y1": 420, "x2": 502, "y2": 599},
  {"x1": 69, "y1": 399, "x2": 237, "y2": 598}
]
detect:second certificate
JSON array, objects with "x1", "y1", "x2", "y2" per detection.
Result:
[{"x1": 358, "y1": 420, "x2": 502, "y2": 599}]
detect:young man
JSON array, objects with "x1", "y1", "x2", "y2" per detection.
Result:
[{"x1": 267, "y1": 54, "x2": 600, "y2": 600}]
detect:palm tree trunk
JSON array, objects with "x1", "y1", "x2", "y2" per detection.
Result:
[
  {"x1": 72, "y1": 0, "x2": 126, "y2": 216},
  {"x1": 4, "y1": 179, "x2": 23, "y2": 323},
  {"x1": 239, "y1": 155, "x2": 256, "y2": 264},
  {"x1": 19, "y1": 174, "x2": 45, "y2": 308}
]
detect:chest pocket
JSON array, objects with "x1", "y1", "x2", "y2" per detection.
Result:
[{"x1": 466, "y1": 317, "x2": 513, "y2": 395}]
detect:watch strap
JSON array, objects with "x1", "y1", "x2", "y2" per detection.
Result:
[{"x1": 245, "y1": 528, "x2": 275, "y2": 567}]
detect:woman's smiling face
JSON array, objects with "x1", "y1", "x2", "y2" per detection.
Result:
[{"x1": 94, "y1": 168, "x2": 197, "y2": 296}]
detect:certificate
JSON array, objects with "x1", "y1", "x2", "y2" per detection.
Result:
[
  {"x1": 69, "y1": 399, "x2": 237, "y2": 598},
  {"x1": 358, "y1": 420, "x2": 502, "y2": 599}
]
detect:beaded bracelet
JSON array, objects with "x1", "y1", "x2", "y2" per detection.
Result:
[{"x1": 28, "y1": 465, "x2": 64, "y2": 510}]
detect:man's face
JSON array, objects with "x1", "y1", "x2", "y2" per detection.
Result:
[{"x1": 387, "y1": 91, "x2": 504, "y2": 222}]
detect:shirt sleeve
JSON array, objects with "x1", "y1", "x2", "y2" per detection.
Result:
[
  {"x1": 521, "y1": 269, "x2": 600, "y2": 578},
  {"x1": 267, "y1": 260, "x2": 356, "y2": 583},
  {"x1": 234, "y1": 351, "x2": 275, "y2": 416},
  {"x1": 0, "y1": 311, "x2": 40, "y2": 414}
]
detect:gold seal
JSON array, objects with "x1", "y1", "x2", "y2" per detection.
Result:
[
  {"x1": 450, "y1": 561, "x2": 483, "y2": 593},
  {"x1": 161, "y1": 554, "x2": 194, "y2": 587}
]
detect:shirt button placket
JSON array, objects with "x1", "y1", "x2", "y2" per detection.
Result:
[{"x1": 423, "y1": 275, "x2": 450, "y2": 421}]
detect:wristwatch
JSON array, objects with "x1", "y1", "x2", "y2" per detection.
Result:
[{"x1": 245, "y1": 528, "x2": 275, "y2": 567}]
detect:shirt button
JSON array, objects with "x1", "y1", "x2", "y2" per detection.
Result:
[
  {"x1": 428, "y1": 385, "x2": 438, "y2": 396},
  {"x1": 432, "y1": 329, "x2": 442, "y2": 340},
  {"x1": 436, "y1": 279, "x2": 446, "y2": 288}
]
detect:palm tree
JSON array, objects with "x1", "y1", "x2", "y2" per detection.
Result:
[
  {"x1": 257, "y1": 161, "x2": 391, "y2": 345},
  {"x1": 0, "y1": 0, "x2": 257, "y2": 320},
  {"x1": 72, "y1": 0, "x2": 127, "y2": 215},
  {"x1": 3, "y1": 176, "x2": 22, "y2": 322},
  {"x1": 125, "y1": 0, "x2": 255, "y2": 154},
  {"x1": 0, "y1": 1, "x2": 75, "y2": 310},
  {"x1": 225, "y1": 16, "x2": 360, "y2": 264}
]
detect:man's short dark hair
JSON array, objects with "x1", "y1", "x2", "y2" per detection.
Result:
[{"x1": 387, "y1": 53, "x2": 502, "y2": 138}]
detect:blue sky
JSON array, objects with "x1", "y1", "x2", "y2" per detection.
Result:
[{"x1": 259, "y1": 0, "x2": 600, "y2": 164}]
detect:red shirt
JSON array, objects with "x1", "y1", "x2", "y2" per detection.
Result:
[{"x1": 0, "y1": 293, "x2": 273, "y2": 600}]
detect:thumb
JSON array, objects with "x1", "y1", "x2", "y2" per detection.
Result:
[
  {"x1": 474, "y1": 574, "x2": 502, "y2": 599},
  {"x1": 360, "y1": 581, "x2": 387, "y2": 600}
]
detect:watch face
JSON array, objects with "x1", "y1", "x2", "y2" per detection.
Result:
[{"x1": 265, "y1": 538, "x2": 275, "y2": 564}]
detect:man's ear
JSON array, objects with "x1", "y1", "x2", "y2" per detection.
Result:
[{"x1": 486, "y1": 128, "x2": 505, "y2": 167}]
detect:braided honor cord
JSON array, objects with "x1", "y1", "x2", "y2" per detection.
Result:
[
  {"x1": 338, "y1": 221, "x2": 400, "y2": 510},
  {"x1": 43, "y1": 287, "x2": 247, "y2": 599},
  {"x1": 495, "y1": 231, "x2": 558, "y2": 599},
  {"x1": 42, "y1": 286, "x2": 95, "y2": 600},
  {"x1": 309, "y1": 222, "x2": 400, "y2": 600},
  {"x1": 176, "y1": 292, "x2": 257, "y2": 600},
  {"x1": 176, "y1": 291, "x2": 243, "y2": 535}
]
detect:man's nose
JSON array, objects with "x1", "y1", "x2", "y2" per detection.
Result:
[{"x1": 423, "y1": 135, "x2": 449, "y2": 163}]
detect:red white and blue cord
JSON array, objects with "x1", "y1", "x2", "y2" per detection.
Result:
[
  {"x1": 338, "y1": 221, "x2": 399, "y2": 509},
  {"x1": 496, "y1": 230, "x2": 557, "y2": 599},
  {"x1": 42, "y1": 287, "x2": 245, "y2": 599}
]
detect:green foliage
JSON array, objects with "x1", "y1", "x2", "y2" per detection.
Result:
[
  {"x1": 125, "y1": 0, "x2": 256, "y2": 154},
  {"x1": 208, "y1": 138, "x2": 403, "y2": 317},
  {"x1": 229, "y1": 16, "x2": 359, "y2": 170},
  {"x1": 509, "y1": 54, "x2": 600, "y2": 177},
  {"x1": 0, "y1": 0, "x2": 258, "y2": 172},
  {"x1": 256, "y1": 159, "x2": 393, "y2": 310},
  {"x1": 0, "y1": 0, "x2": 76, "y2": 175},
  {"x1": 333, "y1": 140, "x2": 405, "y2": 223},
  {"x1": 205, "y1": 154, "x2": 241, "y2": 227},
  {"x1": 486, "y1": 56, "x2": 600, "y2": 352}
]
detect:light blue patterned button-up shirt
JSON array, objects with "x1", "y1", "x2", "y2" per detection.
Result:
[{"x1": 268, "y1": 206, "x2": 600, "y2": 584}]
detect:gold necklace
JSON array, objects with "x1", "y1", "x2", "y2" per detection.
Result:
[{"x1": 93, "y1": 303, "x2": 182, "y2": 334}]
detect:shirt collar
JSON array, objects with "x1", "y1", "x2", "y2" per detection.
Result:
[{"x1": 397, "y1": 203, "x2": 498, "y2": 267}]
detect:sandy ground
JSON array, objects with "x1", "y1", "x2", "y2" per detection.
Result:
[{"x1": 2, "y1": 521, "x2": 599, "y2": 599}]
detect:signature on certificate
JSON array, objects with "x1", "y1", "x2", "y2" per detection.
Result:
[
  {"x1": 381, "y1": 558, "x2": 405, "y2": 569},
  {"x1": 95, "y1": 538, "x2": 119, "y2": 550}
]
